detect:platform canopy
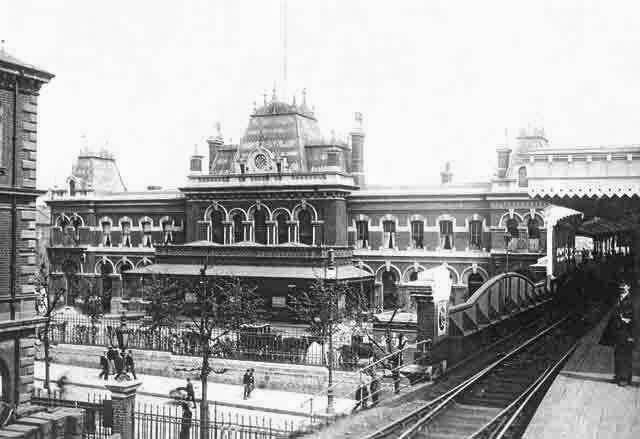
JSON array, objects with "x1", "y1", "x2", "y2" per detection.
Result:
[{"x1": 543, "y1": 204, "x2": 583, "y2": 227}]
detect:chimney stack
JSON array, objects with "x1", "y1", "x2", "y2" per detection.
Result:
[
  {"x1": 206, "y1": 122, "x2": 224, "y2": 172},
  {"x1": 496, "y1": 146, "x2": 512, "y2": 178},
  {"x1": 350, "y1": 112, "x2": 366, "y2": 188},
  {"x1": 440, "y1": 161, "x2": 453, "y2": 184},
  {"x1": 189, "y1": 144, "x2": 204, "y2": 174}
]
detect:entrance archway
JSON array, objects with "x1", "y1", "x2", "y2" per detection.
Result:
[{"x1": 382, "y1": 270, "x2": 399, "y2": 310}]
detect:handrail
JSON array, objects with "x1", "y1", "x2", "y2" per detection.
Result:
[
  {"x1": 386, "y1": 316, "x2": 569, "y2": 439},
  {"x1": 450, "y1": 272, "x2": 539, "y2": 313},
  {"x1": 300, "y1": 339, "x2": 430, "y2": 414}
]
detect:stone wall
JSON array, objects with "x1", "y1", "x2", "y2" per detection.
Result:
[{"x1": 49, "y1": 344, "x2": 360, "y2": 395}]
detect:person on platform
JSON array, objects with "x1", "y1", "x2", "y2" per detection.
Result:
[
  {"x1": 242, "y1": 369, "x2": 251, "y2": 399},
  {"x1": 98, "y1": 352, "x2": 109, "y2": 380},
  {"x1": 57, "y1": 374, "x2": 68, "y2": 398},
  {"x1": 353, "y1": 375, "x2": 369, "y2": 411},
  {"x1": 613, "y1": 285, "x2": 634, "y2": 386},
  {"x1": 125, "y1": 350, "x2": 137, "y2": 380}
]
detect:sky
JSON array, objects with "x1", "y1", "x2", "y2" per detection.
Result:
[{"x1": 3, "y1": 0, "x2": 640, "y2": 191}]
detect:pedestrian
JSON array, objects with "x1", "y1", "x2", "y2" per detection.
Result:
[
  {"x1": 248, "y1": 368, "x2": 255, "y2": 397},
  {"x1": 98, "y1": 352, "x2": 109, "y2": 380},
  {"x1": 57, "y1": 375, "x2": 68, "y2": 399},
  {"x1": 614, "y1": 286, "x2": 634, "y2": 386},
  {"x1": 113, "y1": 350, "x2": 125, "y2": 380},
  {"x1": 185, "y1": 378, "x2": 196, "y2": 406},
  {"x1": 107, "y1": 346, "x2": 117, "y2": 374},
  {"x1": 125, "y1": 350, "x2": 137, "y2": 380},
  {"x1": 369, "y1": 372, "x2": 380, "y2": 406},
  {"x1": 242, "y1": 369, "x2": 251, "y2": 399},
  {"x1": 180, "y1": 402, "x2": 192, "y2": 439},
  {"x1": 352, "y1": 375, "x2": 369, "y2": 411}
]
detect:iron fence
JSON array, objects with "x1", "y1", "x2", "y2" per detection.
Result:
[
  {"x1": 32, "y1": 388, "x2": 112, "y2": 438},
  {"x1": 48, "y1": 316, "x2": 369, "y2": 370},
  {"x1": 134, "y1": 403, "x2": 299, "y2": 439}
]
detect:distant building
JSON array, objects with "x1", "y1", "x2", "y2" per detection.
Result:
[
  {"x1": 45, "y1": 89, "x2": 640, "y2": 320},
  {"x1": 0, "y1": 49, "x2": 53, "y2": 403}
]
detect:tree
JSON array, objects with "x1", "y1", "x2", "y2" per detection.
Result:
[
  {"x1": 145, "y1": 270, "x2": 265, "y2": 439},
  {"x1": 33, "y1": 262, "x2": 67, "y2": 394},
  {"x1": 74, "y1": 277, "x2": 104, "y2": 344},
  {"x1": 288, "y1": 276, "x2": 370, "y2": 413}
]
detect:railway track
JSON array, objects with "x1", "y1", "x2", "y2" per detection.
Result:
[{"x1": 363, "y1": 315, "x2": 583, "y2": 439}]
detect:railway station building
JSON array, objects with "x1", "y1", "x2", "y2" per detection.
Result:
[{"x1": 45, "y1": 91, "x2": 640, "y2": 331}]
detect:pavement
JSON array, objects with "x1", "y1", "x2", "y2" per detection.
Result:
[
  {"x1": 523, "y1": 311, "x2": 640, "y2": 439},
  {"x1": 34, "y1": 361, "x2": 353, "y2": 424}
]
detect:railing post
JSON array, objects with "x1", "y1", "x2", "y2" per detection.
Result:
[{"x1": 105, "y1": 380, "x2": 142, "y2": 439}]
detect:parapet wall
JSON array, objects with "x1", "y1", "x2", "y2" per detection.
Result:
[{"x1": 47, "y1": 344, "x2": 360, "y2": 395}]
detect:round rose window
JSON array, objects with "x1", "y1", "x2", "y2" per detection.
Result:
[{"x1": 254, "y1": 154, "x2": 268, "y2": 170}]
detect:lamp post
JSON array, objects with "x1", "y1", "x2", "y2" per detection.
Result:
[
  {"x1": 325, "y1": 248, "x2": 335, "y2": 414},
  {"x1": 504, "y1": 235, "x2": 511, "y2": 273}
]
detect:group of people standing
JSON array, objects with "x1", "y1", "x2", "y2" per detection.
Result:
[
  {"x1": 99, "y1": 346, "x2": 137, "y2": 380},
  {"x1": 242, "y1": 368, "x2": 255, "y2": 399},
  {"x1": 353, "y1": 372, "x2": 381, "y2": 411}
]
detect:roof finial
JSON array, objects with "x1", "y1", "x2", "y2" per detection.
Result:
[
  {"x1": 80, "y1": 132, "x2": 89, "y2": 151},
  {"x1": 302, "y1": 88, "x2": 307, "y2": 106},
  {"x1": 253, "y1": 101, "x2": 257, "y2": 113},
  {"x1": 215, "y1": 121, "x2": 222, "y2": 139},
  {"x1": 272, "y1": 83, "x2": 277, "y2": 102},
  {"x1": 0, "y1": 40, "x2": 5, "y2": 54},
  {"x1": 263, "y1": 91, "x2": 268, "y2": 106},
  {"x1": 292, "y1": 94, "x2": 296, "y2": 106},
  {"x1": 504, "y1": 128, "x2": 509, "y2": 147}
]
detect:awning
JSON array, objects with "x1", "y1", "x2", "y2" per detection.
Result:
[
  {"x1": 543, "y1": 204, "x2": 583, "y2": 227},
  {"x1": 529, "y1": 179, "x2": 640, "y2": 199},
  {"x1": 578, "y1": 216, "x2": 638, "y2": 236},
  {"x1": 126, "y1": 263, "x2": 373, "y2": 280}
]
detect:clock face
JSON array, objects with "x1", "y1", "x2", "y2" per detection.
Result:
[{"x1": 254, "y1": 153, "x2": 268, "y2": 170}]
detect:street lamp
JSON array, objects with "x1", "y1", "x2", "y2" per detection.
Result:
[{"x1": 504, "y1": 235, "x2": 511, "y2": 273}]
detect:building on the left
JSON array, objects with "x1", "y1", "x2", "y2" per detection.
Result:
[{"x1": 0, "y1": 48, "x2": 53, "y2": 404}]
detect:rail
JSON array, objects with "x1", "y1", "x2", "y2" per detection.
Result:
[{"x1": 362, "y1": 315, "x2": 569, "y2": 439}]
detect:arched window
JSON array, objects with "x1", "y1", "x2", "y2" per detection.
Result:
[
  {"x1": 69, "y1": 179, "x2": 76, "y2": 196},
  {"x1": 211, "y1": 209, "x2": 224, "y2": 244},
  {"x1": 276, "y1": 214, "x2": 289, "y2": 244},
  {"x1": 411, "y1": 221, "x2": 424, "y2": 249},
  {"x1": 254, "y1": 209, "x2": 267, "y2": 244},
  {"x1": 439, "y1": 220, "x2": 453, "y2": 250},
  {"x1": 99, "y1": 260, "x2": 113, "y2": 313},
  {"x1": 506, "y1": 217, "x2": 519, "y2": 238},
  {"x1": 382, "y1": 220, "x2": 396, "y2": 249},
  {"x1": 409, "y1": 270, "x2": 419, "y2": 281},
  {"x1": 232, "y1": 213, "x2": 244, "y2": 243},
  {"x1": 101, "y1": 220, "x2": 112, "y2": 247},
  {"x1": 117, "y1": 260, "x2": 133, "y2": 274},
  {"x1": 468, "y1": 272, "x2": 484, "y2": 295},
  {"x1": 141, "y1": 220, "x2": 153, "y2": 247},
  {"x1": 469, "y1": 220, "x2": 482, "y2": 250},
  {"x1": 527, "y1": 217, "x2": 540, "y2": 252},
  {"x1": 120, "y1": 220, "x2": 131, "y2": 247},
  {"x1": 518, "y1": 166, "x2": 528, "y2": 187},
  {"x1": 382, "y1": 270, "x2": 399, "y2": 309},
  {"x1": 356, "y1": 220, "x2": 368, "y2": 249},
  {"x1": 299, "y1": 209, "x2": 312, "y2": 245},
  {"x1": 70, "y1": 215, "x2": 83, "y2": 242},
  {"x1": 161, "y1": 219, "x2": 173, "y2": 244}
]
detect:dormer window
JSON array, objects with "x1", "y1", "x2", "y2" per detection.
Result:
[{"x1": 121, "y1": 221, "x2": 131, "y2": 247}]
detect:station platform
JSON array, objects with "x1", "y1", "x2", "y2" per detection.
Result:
[{"x1": 523, "y1": 310, "x2": 640, "y2": 439}]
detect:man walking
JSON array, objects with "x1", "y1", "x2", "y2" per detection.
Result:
[
  {"x1": 180, "y1": 402, "x2": 192, "y2": 439},
  {"x1": 185, "y1": 378, "x2": 196, "y2": 406},
  {"x1": 248, "y1": 368, "x2": 256, "y2": 397},
  {"x1": 613, "y1": 285, "x2": 634, "y2": 386},
  {"x1": 125, "y1": 350, "x2": 137, "y2": 380},
  {"x1": 98, "y1": 352, "x2": 109, "y2": 380}
]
